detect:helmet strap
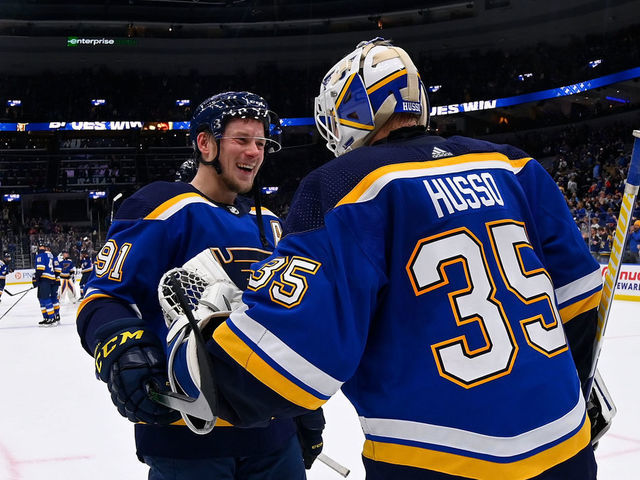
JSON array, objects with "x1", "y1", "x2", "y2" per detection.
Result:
[
  {"x1": 198, "y1": 139, "x2": 223, "y2": 174},
  {"x1": 252, "y1": 173, "x2": 269, "y2": 249}
]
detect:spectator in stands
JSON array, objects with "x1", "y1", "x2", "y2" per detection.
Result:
[{"x1": 625, "y1": 220, "x2": 640, "y2": 263}]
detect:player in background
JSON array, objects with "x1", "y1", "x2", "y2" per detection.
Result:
[
  {"x1": 167, "y1": 39, "x2": 603, "y2": 480},
  {"x1": 50, "y1": 246, "x2": 61, "y2": 322},
  {"x1": 76, "y1": 92, "x2": 323, "y2": 480},
  {"x1": 0, "y1": 252, "x2": 11, "y2": 303},
  {"x1": 58, "y1": 250, "x2": 77, "y2": 303},
  {"x1": 33, "y1": 244, "x2": 58, "y2": 326},
  {"x1": 78, "y1": 250, "x2": 93, "y2": 298}
]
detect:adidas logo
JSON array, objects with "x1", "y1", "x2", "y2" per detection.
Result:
[{"x1": 431, "y1": 146, "x2": 453, "y2": 158}]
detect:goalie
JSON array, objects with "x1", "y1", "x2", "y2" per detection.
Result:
[
  {"x1": 58, "y1": 250, "x2": 77, "y2": 303},
  {"x1": 76, "y1": 92, "x2": 323, "y2": 480}
]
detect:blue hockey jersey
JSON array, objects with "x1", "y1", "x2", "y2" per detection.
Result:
[
  {"x1": 59, "y1": 259, "x2": 75, "y2": 278},
  {"x1": 76, "y1": 181, "x2": 296, "y2": 459},
  {"x1": 204, "y1": 132, "x2": 601, "y2": 479},
  {"x1": 80, "y1": 257, "x2": 93, "y2": 274},
  {"x1": 35, "y1": 251, "x2": 56, "y2": 281},
  {"x1": 0, "y1": 260, "x2": 7, "y2": 289}
]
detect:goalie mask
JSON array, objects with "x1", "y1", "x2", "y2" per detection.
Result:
[
  {"x1": 314, "y1": 37, "x2": 429, "y2": 157},
  {"x1": 190, "y1": 91, "x2": 282, "y2": 170}
]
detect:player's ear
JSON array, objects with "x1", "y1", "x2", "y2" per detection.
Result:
[{"x1": 197, "y1": 131, "x2": 218, "y2": 161}]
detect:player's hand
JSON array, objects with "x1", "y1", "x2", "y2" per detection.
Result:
[
  {"x1": 94, "y1": 319, "x2": 181, "y2": 425},
  {"x1": 32, "y1": 278, "x2": 38, "y2": 288},
  {"x1": 295, "y1": 409, "x2": 325, "y2": 469}
]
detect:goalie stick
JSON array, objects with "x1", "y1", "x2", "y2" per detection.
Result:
[
  {"x1": 147, "y1": 273, "x2": 219, "y2": 434},
  {"x1": 588, "y1": 129, "x2": 640, "y2": 396}
]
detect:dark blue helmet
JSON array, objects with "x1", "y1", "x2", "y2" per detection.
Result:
[
  {"x1": 175, "y1": 158, "x2": 198, "y2": 183},
  {"x1": 189, "y1": 91, "x2": 282, "y2": 156}
]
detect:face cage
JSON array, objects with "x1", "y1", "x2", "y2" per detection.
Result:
[{"x1": 314, "y1": 89, "x2": 342, "y2": 156}]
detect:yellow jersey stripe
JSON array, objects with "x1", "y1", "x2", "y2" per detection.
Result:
[
  {"x1": 559, "y1": 290, "x2": 601, "y2": 324},
  {"x1": 249, "y1": 206, "x2": 277, "y2": 217},
  {"x1": 144, "y1": 192, "x2": 213, "y2": 220},
  {"x1": 76, "y1": 293, "x2": 114, "y2": 316},
  {"x1": 213, "y1": 322, "x2": 326, "y2": 410},
  {"x1": 362, "y1": 418, "x2": 590, "y2": 480},
  {"x1": 169, "y1": 417, "x2": 234, "y2": 427},
  {"x1": 337, "y1": 154, "x2": 532, "y2": 207}
]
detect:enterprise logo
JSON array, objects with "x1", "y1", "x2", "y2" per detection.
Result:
[{"x1": 67, "y1": 37, "x2": 137, "y2": 47}]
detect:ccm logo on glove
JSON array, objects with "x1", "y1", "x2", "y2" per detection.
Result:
[{"x1": 94, "y1": 329, "x2": 144, "y2": 374}]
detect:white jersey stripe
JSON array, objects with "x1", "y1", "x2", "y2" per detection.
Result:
[
  {"x1": 359, "y1": 391, "x2": 585, "y2": 458},
  {"x1": 229, "y1": 304, "x2": 343, "y2": 397},
  {"x1": 346, "y1": 159, "x2": 528, "y2": 205},
  {"x1": 148, "y1": 197, "x2": 216, "y2": 221},
  {"x1": 554, "y1": 267, "x2": 603, "y2": 305}
]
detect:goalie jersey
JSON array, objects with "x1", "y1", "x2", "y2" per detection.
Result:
[
  {"x1": 75, "y1": 180, "x2": 295, "y2": 459},
  {"x1": 204, "y1": 131, "x2": 602, "y2": 479}
]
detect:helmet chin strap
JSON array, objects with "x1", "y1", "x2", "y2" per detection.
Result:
[{"x1": 198, "y1": 139, "x2": 223, "y2": 174}]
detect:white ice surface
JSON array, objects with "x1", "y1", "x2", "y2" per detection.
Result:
[{"x1": 0, "y1": 289, "x2": 637, "y2": 479}]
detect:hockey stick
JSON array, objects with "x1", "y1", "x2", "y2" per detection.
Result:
[
  {"x1": 147, "y1": 274, "x2": 219, "y2": 428},
  {"x1": 0, "y1": 287, "x2": 33, "y2": 322},
  {"x1": 587, "y1": 129, "x2": 640, "y2": 397},
  {"x1": 3, "y1": 286, "x2": 36, "y2": 297},
  {"x1": 317, "y1": 453, "x2": 350, "y2": 477}
]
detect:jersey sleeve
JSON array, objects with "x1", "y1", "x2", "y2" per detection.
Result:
[
  {"x1": 517, "y1": 160, "x2": 601, "y2": 386},
  {"x1": 207, "y1": 203, "x2": 387, "y2": 425},
  {"x1": 76, "y1": 209, "x2": 177, "y2": 353}
]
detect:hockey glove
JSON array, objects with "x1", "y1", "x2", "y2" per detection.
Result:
[
  {"x1": 94, "y1": 318, "x2": 180, "y2": 425},
  {"x1": 295, "y1": 409, "x2": 325, "y2": 469}
]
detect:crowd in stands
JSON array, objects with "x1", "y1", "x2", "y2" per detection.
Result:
[
  {"x1": 539, "y1": 122, "x2": 640, "y2": 263},
  {"x1": 0, "y1": 215, "x2": 97, "y2": 269},
  {"x1": 0, "y1": 24, "x2": 637, "y2": 122},
  {"x1": 0, "y1": 23, "x2": 639, "y2": 264}
]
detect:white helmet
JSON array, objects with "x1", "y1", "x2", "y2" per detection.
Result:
[{"x1": 314, "y1": 37, "x2": 429, "y2": 157}]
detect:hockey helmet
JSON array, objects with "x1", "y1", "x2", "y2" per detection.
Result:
[
  {"x1": 189, "y1": 91, "x2": 282, "y2": 157},
  {"x1": 314, "y1": 37, "x2": 429, "y2": 157},
  {"x1": 175, "y1": 158, "x2": 198, "y2": 183}
]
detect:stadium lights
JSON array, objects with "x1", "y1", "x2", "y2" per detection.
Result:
[
  {"x1": 7, "y1": 99, "x2": 21, "y2": 107},
  {"x1": 91, "y1": 99, "x2": 106, "y2": 106},
  {"x1": 176, "y1": 99, "x2": 191, "y2": 106},
  {"x1": 589, "y1": 59, "x2": 603, "y2": 68},
  {"x1": 428, "y1": 85, "x2": 442, "y2": 93}
]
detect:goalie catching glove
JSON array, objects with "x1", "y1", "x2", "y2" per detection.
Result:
[{"x1": 156, "y1": 248, "x2": 243, "y2": 433}]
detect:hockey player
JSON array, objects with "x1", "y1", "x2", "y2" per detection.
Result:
[
  {"x1": 0, "y1": 252, "x2": 10, "y2": 303},
  {"x1": 76, "y1": 92, "x2": 323, "y2": 480},
  {"x1": 50, "y1": 246, "x2": 61, "y2": 322},
  {"x1": 33, "y1": 244, "x2": 58, "y2": 325},
  {"x1": 58, "y1": 250, "x2": 77, "y2": 303},
  {"x1": 78, "y1": 250, "x2": 93, "y2": 298},
  {"x1": 166, "y1": 39, "x2": 603, "y2": 480}
]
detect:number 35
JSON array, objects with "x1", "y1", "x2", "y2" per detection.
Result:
[{"x1": 407, "y1": 220, "x2": 567, "y2": 388}]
